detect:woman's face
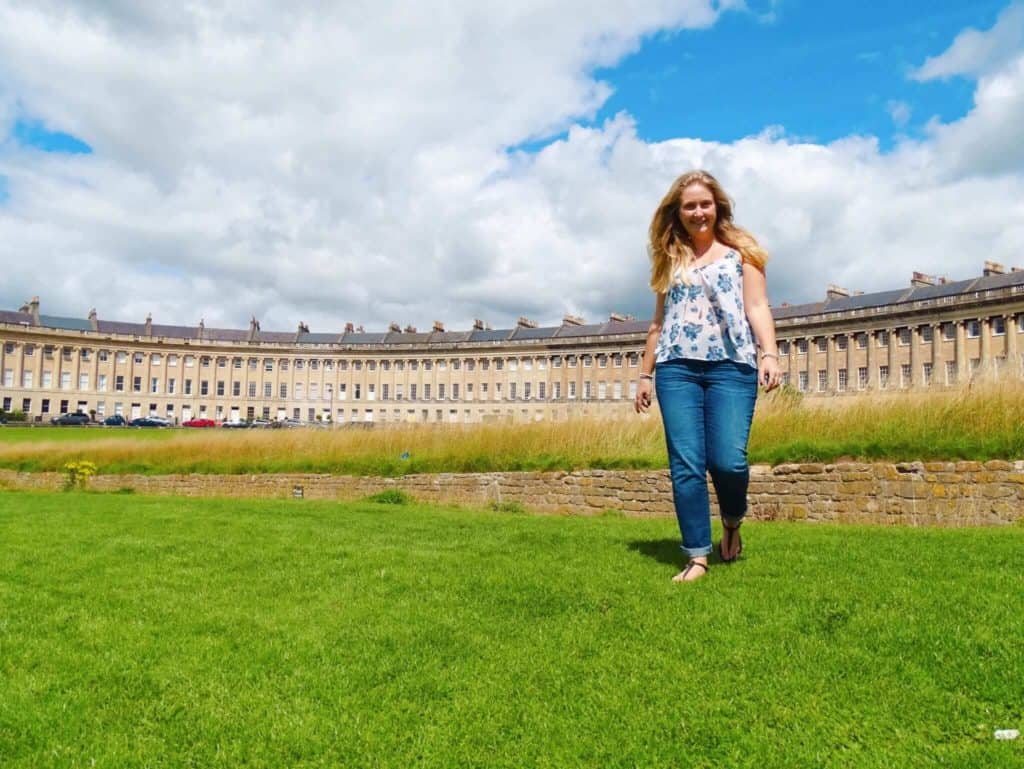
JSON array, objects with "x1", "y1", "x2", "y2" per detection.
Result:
[{"x1": 678, "y1": 182, "x2": 716, "y2": 240}]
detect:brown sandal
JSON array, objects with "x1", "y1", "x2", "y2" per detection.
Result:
[
  {"x1": 719, "y1": 522, "x2": 743, "y2": 563},
  {"x1": 672, "y1": 559, "x2": 709, "y2": 583}
]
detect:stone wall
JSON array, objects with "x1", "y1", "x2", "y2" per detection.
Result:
[{"x1": 4, "y1": 461, "x2": 1023, "y2": 526}]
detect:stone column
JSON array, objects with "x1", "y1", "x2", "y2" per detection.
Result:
[
  {"x1": 865, "y1": 330, "x2": 874, "y2": 390},
  {"x1": 846, "y1": 333, "x2": 854, "y2": 392},
  {"x1": 825, "y1": 334, "x2": 834, "y2": 394},
  {"x1": 931, "y1": 323, "x2": 940, "y2": 384},
  {"x1": 1008, "y1": 314, "x2": 1019, "y2": 362},
  {"x1": 981, "y1": 317, "x2": 992, "y2": 364},
  {"x1": 955, "y1": 320, "x2": 966, "y2": 382},
  {"x1": 805, "y1": 336, "x2": 814, "y2": 392},
  {"x1": 910, "y1": 326, "x2": 919, "y2": 389},
  {"x1": 887, "y1": 327, "x2": 896, "y2": 390}
]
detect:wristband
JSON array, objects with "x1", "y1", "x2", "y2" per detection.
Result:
[{"x1": 639, "y1": 372, "x2": 654, "y2": 380}]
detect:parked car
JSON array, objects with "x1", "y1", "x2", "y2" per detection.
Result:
[
  {"x1": 129, "y1": 416, "x2": 171, "y2": 428},
  {"x1": 250, "y1": 419, "x2": 273, "y2": 429},
  {"x1": 279, "y1": 418, "x2": 305, "y2": 428},
  {"x1": 221, "y1": 420, "x2": 250, "y2": 428},
  {"x1": 104, "y1": 414, "x2": 128, "y2": 426},
  {"x1": 182, "y1": 418, "x2": 216, "y2": 428},
  {"x1": 51, "y1": 412, "x2": 91, "y2": 426}
]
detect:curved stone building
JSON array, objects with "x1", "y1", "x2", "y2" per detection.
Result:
[{"x1": 1, "y1": 261, "x2": 1022, "y2": 425}]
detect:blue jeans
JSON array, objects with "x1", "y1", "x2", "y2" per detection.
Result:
[{"x1": 655, "y1": 358, "x2": 758, "y2": 558}]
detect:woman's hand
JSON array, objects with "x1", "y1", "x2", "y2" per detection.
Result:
[
  {"x1": 759, "y1": 355, "x2": 782, "y2": 391},
  {"x1": 634, "y1": 377, "x2": 653, "y2": 413}
]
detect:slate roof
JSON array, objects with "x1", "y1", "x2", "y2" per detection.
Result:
[
  {"x1": 96, "y1": 320, "x2": 148, "y2": 335},
  {"x1": 554, "y1": 323, "x2": 606, "y2": 338},
  {"x1": 468, "y1": 328, "x2": 514, "y2": 343},
  {"x1": 511, "y1": 326, "x2": 559, "y2": 340},
  {"x1": 151, "y1": 323, "x2": 200, "y2": 339},
  {"x1": 0, "y1": 310, "x2": 32, "y2": 325}
]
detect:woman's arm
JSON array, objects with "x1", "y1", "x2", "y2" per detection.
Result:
[
  {"x1": 634, "y1": 292, "x2": 665, "y2": 413},
  {"x1": 742, "y1": 262, "x2": 782, "y2": 391}
]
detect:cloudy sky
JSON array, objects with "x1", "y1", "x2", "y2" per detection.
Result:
[{"x1": 1, "y1": 0, "x2": 1023, "y2": 333}]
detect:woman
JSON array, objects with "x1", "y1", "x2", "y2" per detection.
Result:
[{"x1": 634, "y1": 170, "x2": 781, "y2": 583}]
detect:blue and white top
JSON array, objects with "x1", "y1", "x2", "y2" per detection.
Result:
[{"x1": 655, "y1": 249, "x2": 758, "y2": 368}]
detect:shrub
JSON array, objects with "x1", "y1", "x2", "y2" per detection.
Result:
[
  {"x1": 62, "y1": 460, "x2": 98, "y2": 491},
  {"x1": 0, "y1": 410, "x2": 27, "y2": 422},
  {"x1": 365, "y1": 488, "x2": 412, "y2": 505},
  {"x1": 489, "y1": 501, "x2": 526, "y2": 514}
]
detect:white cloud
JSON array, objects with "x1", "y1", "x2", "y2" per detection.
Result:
[
  {"x1": 887, "y1": 100, "x2": 911, "y2": 127},
  {"x1": 911, "y1": 3, "x2": 1024, "y2": 81},
  {"x1": 0, "y1": 1, "x2": 1023, "y2": 336}
]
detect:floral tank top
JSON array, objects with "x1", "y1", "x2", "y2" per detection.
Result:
[{"x1": 655, "y1": 250, "x2": 757, "y2": 368}]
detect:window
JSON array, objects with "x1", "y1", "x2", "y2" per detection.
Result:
[
  {"x1": 597, "y1": 355, "x2": 607, "y2": 368},
  {"x1": 967, "y1": 320, "x2": 981, "y2": 339},
  {"x1": 877, "y1": 331, "x2": 889, "y2": 347},
  {"x1": 855, "y1": 333, "x2": 867, "y2": 350},
  {"x1": 310, "y1": 383, "x2": 319, "y2": 399},
  {"x1": 251, "y1": 382, "x2": 260, "y2": 398},
  {"x1": 583, "y1": 381, "x2": 592, "y2": 399},
  {"x1": 424, "y1": 384, "x2": 431, "y2": 400},
  {"x1": 133, "y1": 376, "x2": 142, "y2": 392},
  {"x1": 857, "y1": 367, "x2": 868, "y2": 389},
  {"x1": 152, "y1": 354, "x2": 162, "y2": 366},
  {"x1": 921, "y1": 326, "x2": 934, "y2": 343},
  {"x1": 98, "y1": 375, "x2": 107, "y2": 392},
  {"x1": 217, "y1": 357, "x2": 227, "y2": 368},
  {"x1": 354, "y1": 384, "x2": 361, "y2": 400},
  {"x1": 945, "y1": 361, "x2": 957, "y2": 385},
  {"x1": 4, "y1": 342, "x2": 14, "y2": 355},
  {"x1": 200, "y1": 380, "x2": 209, "y2": 396},
  {"x1": 296, "y1": 383, "x2": 304, "y2": 398},
  {"x1": 382, "y1": 384, "x2": 390, "y2": 401},
  {"x1": 1018, "y1": 315, "x2": 1024, "y2": 333},
  {"x1": 942, "y1": 323, "x2": 956, "y2": 341},
  {"x1": 80, "y1": 349, "x2": 91, "y2": 362},
  {"x1": 396, "y1": 384, "x2": 404, "y2": 401},
  {"x1": 324, "y1": 360, "x2": 334, "y2": 372},
  {"x1": 900, "y1": 364, "x2": 911, "y2": 388},
  {"x1": 115, "y1": 375, "x2": 124, "y2": 392},
  {"x1": 508, "y1": 382, "x2": 516, "y2": 400},
  {"x1": 541, "y1": 382, "x2": 549, "y2": 399},
  {"x1": 879, "y1": 365, "x2": 889, "y2": 388},
  {"x1": 970, "y1": 358, "x2": 980, "y2": 375},
  {"x1": 201, "y1": 356, "x2": 211, "y2": 368},
  {"x1": 553, "y1": 382, "x2": 561, "y2": 399},
  {"x1": 134, "y1": 352, "x2": 144, "y2": 364},
  {"x1": 992, "y1": 317, "x2": 1006, "y2": 336},
  {"x1": 797, "y1": 339, "x2": 808, "y2": 354},
  {"x1": 465, "y1": 359, "x2": 474, "y2": 371},
  {"x1": 817, "y1": 370, "x2": 827, "y2": 392},
  {"x1": 248, "y1": 358, "x2": 258, "y2": 370},
  {"x1": 216, "y1": 380, "x2": 225, "y2": 396},
  {"x1": 60, "y1": 372, "x2": 71, "y2": 389},
  {"x1": 837, "y1": 336, "x2": 849, "y2": 351},
  {"x1": 596, "y1": 381, "x2": 606, "y2": 399},
  {"x1": 409, "y1": 360, "x2": 418, "y2": 371},
  {"x1": 505, "y1": 359, "x2": 515, "y2": 372},
  {"x1": 838, "y1": 368, "x2": 848, "y2": 392},
  {"x1": 99, "y1": 350, "x2": 109, "y2": 362},
  {"x1": 569, "y1": 381, "x2": 576, "y2": 399},
  {"x1": 279, "y1": 383, "x2": 287, "y2": 398},
  {"x1": 296, "y1": 359, "x2": 305, "y2": 371},
  {"x1": 582, "y1": 355, "x2": 593, "y2": 368},
  {"x1": 816, "y1": 338, "x2": 827, "y2": 353},
  {"x1": 798, "y1": 371, "x2": 808, "y2": 392},
  {"x1": 41, "y1": 371, "x2": 53, "y2": 388},
  {"x1": 185, "y1": 355, "x2": 195, "y2": 367},
  {"x1": 22, "y1": 371, "x2": 34, "y2": 388},
  {"x1": 452, "y1": 383, "x2": 459, "y2": 400},
  {"x1": 2, "y1": 369, "x2": 11, "y2": 387},
  {"x1": 409, "y1": 384, "x2": 416, "y2": 400},
  {"x1": 279, "y1": 359, "x2": 288, "y2": 371},
  {"x1": 79, "y1": 374, "x2": 89, "y2": 390},
  {"x1": 367, "y1": 384, "x2": 375, "y2": 401},
  {"x1": 898, "y1": 328, "x2": 911, "y2": 346},
  {"x1": 437, "y1": 384, "x2": 445, "y2": 400},
  {"x1": 613, "y1": 354, "x2": 623, "y2": 368},
  {"x1": 567, "y1": 355, "x2": 577, "y2": 368},
  {"x1": 310, "y1": 360, "x2": 319, "y2": 371},
  {"x1": 184, "y1": 379, "x2": 192, "y2": 395},
  {"x1": 779, "y1": 340, "x2": 790, "y2": 355},
  {"x1": 451, "y1": 359, "x2": 460, "y2": 371},
  {"x1": 232, "y1": 382, "x2": 241, "y2": 397},
  {"x1": 41, "y1": 399, "x2": 50, "y2": 414},
  {"x1": 168, "y1": 378, "x2": 176, "y2": 394}
]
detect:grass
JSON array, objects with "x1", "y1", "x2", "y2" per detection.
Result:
[
  {"x1": 0, "y1": 491, "x2": 1021, "y2": 767},
  {"x1": 1, "y1": 379, "x2": 1023, "y2": 476}
]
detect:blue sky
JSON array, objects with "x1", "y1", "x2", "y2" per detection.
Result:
[
  {"x1": 1, "y1": 1, "x2": 1022, "y2": 330},
  {"x1": 590, "y1": 0, "x2": 1002, "y2": 149}
]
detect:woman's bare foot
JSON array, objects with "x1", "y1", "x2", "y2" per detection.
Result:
[{"x1": 672, "y1": 558, "x2": 708, "y2": 583}]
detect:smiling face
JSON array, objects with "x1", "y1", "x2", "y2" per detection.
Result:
[{"x1": 678, "y1": 182, "x2": 717, "y2": 241}]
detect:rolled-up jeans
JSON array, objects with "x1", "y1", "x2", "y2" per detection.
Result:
[{"x1": 654, "y1": 358, "x2": 758, "y2": 558}]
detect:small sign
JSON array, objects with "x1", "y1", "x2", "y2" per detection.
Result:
[{"x1": 292, "y1": 485, "x2": 304, "y2": 499}]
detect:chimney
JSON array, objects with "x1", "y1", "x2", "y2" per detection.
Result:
[
  {"x1": 403, "y1": 324, "x2": 417, "y2": 333},
  {"x1": 388, "y1": 322, "x2": 401, "y2": 333},
  {"x1": 198, "y1": 318, "x2": 205, "y2": 340},
  {"x1": 432, "y1": 320, "x2": 445, "y2": 332},
  {"x1": 609, "y1": 312, "x2": 635, "y2": 322},
  {"x1": 355, "y1": 325, "x2": 364, "y2": 333},
  {"x1": 247, "y1": 316, "x2": 260, "y2": 342},
  {"x1": 780, "y1": 302, "x2": 791, "y2": 308},
  {"x1": 517, "y1": 316, "x2": 538, "y2": 328},
  {"x1": 937, "y1": 276, "x2": 949, "y2": 285},
  {"x1": 144, "y1": 313, "x2": 153, "y2": 336},
  {"x1": 911, "y1": 272, "x2": 937, "y2": 287},
  {"x1": 983, "y1": 260, "x2": 1005, "y2": 276},
  {"x1": 344, "y1": 322, "x2": 354, "y2": 333},
  {"x1": 88, "y1": 308, "x2": 98, "y2": 331},
  {"x1": 1012, "y1": 266, "x2": 1024, "y2": 273},
  {"x1": 297, "y1": 322, "x2": 309, "y2": 333},
  {"x1": 853, "y1": 290, "x2": 865, "y2": 296},
  {"x1": 826, "y1": 284, "x2": 850, "y2": 299},
  {"x1": 562, "y1": 314, "x2": 584, "y2": 326},
  {"x1": 472, "y1": 319, "x2": 486, "y2": 330},
  {"x1": 19, "y1": 297, "x2": 41, "y2": 325}
]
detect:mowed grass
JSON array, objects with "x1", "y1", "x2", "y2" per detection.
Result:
[
  {"x1": 1, "y1": 378, "x2": 1023, "y2": 475},
  {"x1": 1, "y1": 491, "x2": 1022, "y2": 768}
]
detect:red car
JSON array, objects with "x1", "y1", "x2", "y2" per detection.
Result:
[{"x1": 182, "y1": 418, "x2": 216, "y2": 428}]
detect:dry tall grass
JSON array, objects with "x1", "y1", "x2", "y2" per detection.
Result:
[{"x1": 1, "y1": 377, "x2": 1022, "y2": 474}]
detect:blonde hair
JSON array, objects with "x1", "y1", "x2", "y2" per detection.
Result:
[{"x1": 648, "y1": 169, "x2": 768, "y2": 293}]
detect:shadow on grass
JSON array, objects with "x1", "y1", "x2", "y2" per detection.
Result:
[{"x1": 627, "y1": 538, "x2": 731, "y2": 568}]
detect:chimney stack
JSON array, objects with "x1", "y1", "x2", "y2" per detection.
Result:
[
  {"x1": 516, "y1": 316, "x2": 538, "y2": 328},
  {"x1": 88, "y1": 308, "x2": 98, "y2": 331},
  {"x1": 911, "y1": 272, "x2": 937, "y2": 287},
  {"x1": 983, "y1": 260, "x2": 1005, "y2": 276},
  {"x1": 472, "y1": 319, "x2": 485, "y2": 330},
  {"x1": 388, "y1": 322, "x2": 401, "y2": 333},
  {"x1": 144, "y1": 313, "x2": 153, "y2": 336},
  {"x1": 344, "y1": 322, "x2": 354, "y2": 333},
  {"x1": 609, "y1": 312, "x2": 635, "y2": 322},
  {"x1": 562, "y1": 314, "x2": 584, "y2": 326},
  {"x1": 432, "y1": 320, "x2": 445, "y2": 332},
  {"x1": 403, "y1": 324, "x2": 417, "y2": 333},
  {"x1": 826, "y1": 284, "x2": 850, "y2": 299}
]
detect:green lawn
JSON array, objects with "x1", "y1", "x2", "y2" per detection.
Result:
[{"x1": 1, "y1": 491, "x2": 1022, "y2": 768}]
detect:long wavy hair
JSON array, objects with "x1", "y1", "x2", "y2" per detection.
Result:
[{"x1": 648, "y1": 169, "x2": 768, "y2": 293}]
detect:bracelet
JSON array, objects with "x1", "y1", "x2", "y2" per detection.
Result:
[
  {"x1": 639, "y1": 372, "x2": 654, "y2": 380},
  {"x1": 760, "y1": 352, "x2": 778, "y2": 360}
]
